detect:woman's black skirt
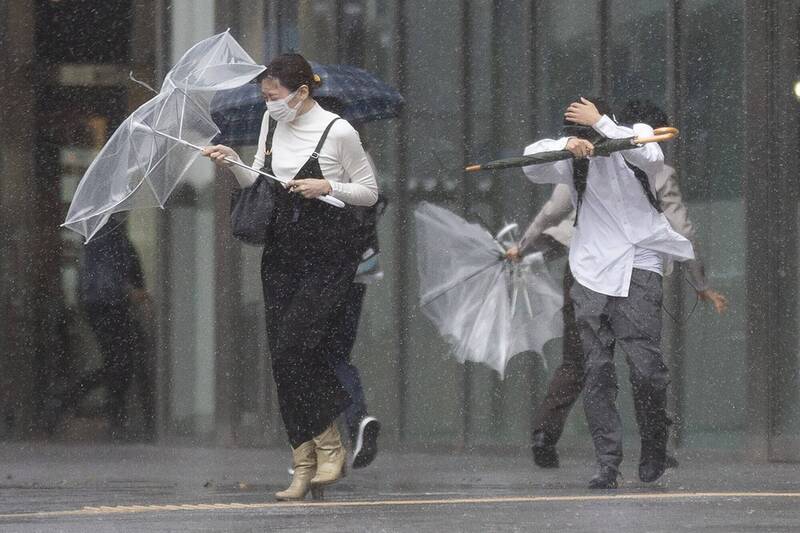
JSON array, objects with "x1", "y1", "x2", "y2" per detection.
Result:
[{"x1": 261, "y1": 192, "x2": 365, "y2": 448}]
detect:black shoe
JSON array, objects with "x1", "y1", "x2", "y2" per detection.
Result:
[
  {"x1": 531, "y1": 431, "x2": 559, "y2": 468},
  {"x1": 639, "y1": 437, "x2": 667, "y2": 483},
  {"x1": 639, "y1": 459, "x2": 666, "y2": 483},
  {"x1": 588, "y1": 465, "x2": 618, "y2": 489},
  {"x1": 352, "y1": 416, "x2": 380, "y2": 469}
]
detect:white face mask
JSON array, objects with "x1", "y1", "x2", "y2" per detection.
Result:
[{"x1": 266, "y1": 89, "x2": 303, "y2": 123}]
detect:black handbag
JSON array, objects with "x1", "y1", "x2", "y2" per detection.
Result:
[
  {"x1": 229, "y1": 118, "x2": 278, "y2": 246},
  {"x1": 230, "y1": 175, "x2": 275, "y2": 245}
]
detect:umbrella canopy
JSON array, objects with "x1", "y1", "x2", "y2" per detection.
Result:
[
  {"x1": 63, "y1": 31, "x2": 266, "y2": 242},
  {"x1": 210, "y1": 61, "x2": 404, "y2": 145},
  {"x1": 415, "y1": 202, "x2": 563, "y2": 378},
  {"x1": 465, "y1": 127, "x2": 679, "y2": 172}
]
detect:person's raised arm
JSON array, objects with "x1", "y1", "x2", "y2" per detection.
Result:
[
  {"x1": 514, "y1": 184, "x2": 573, "y2": 257},
  {"x1": 566, "y1": 97, "x2": 664, "y2": 180}
]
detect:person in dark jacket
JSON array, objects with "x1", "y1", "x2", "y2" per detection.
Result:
[{"x1": 51, "y1": 214, "x2": 154, "y2": 440}]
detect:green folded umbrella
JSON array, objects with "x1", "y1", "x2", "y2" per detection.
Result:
[{"x1": 465, "y1": 127, "x2": 678, "y2": 173}]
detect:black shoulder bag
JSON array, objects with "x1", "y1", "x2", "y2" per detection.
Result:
[{"x1": 229, "y1": 118, "x2": 278, "y2": 245}]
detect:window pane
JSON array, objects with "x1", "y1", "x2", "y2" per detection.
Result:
[
  {"x1": 534, "y1": 0, "x2": 602, "y2": 136},
  {"x1": 680, "y1": 0, "x2": 746, "y2": 448},
  {"x1": 608, "y1": 0, "x2": 667, "y2": 113}
]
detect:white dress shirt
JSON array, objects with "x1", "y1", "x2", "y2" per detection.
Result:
[
  {"x1": 231, "y1": 102, "x2": 378, "y2": 206},
  {"x1": 519, "y1": 165, "x2": 709, "y2": 291},
  {"x1": 522, "y1": 116, "x2": 695, "y2": 297}
]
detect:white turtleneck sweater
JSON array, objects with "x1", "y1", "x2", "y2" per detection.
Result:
[{"x1": 231, "y1": 102, "x2": 379, "y2": 207}]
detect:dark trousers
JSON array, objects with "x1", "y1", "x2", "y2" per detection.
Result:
[
  {"x1": 325, "y1": 283, "x2": 369, "y2": 440},
  {"x1": 61, "y1": 302, "x2": 149, "y2": 435},
  {"x1": 531, "y1": 267, "x2": 584, "y2": 445},
  {"x1": 570, "y1": 269, "x2": 670, "y2": 468}
]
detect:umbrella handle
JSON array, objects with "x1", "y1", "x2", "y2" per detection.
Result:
[
  {"x1": 494, "y1": 223, "x2": 519, "y2": 243},
  {"x1": 633, "y1": 127, "x2": 679, "y2": 144}
]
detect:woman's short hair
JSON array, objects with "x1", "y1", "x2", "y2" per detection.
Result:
[{"x1": 257, "y1": 53, "x2": 322, "y2": 96}]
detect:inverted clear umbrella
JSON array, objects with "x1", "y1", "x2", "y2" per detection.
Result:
[
  {"x1": 63, "y1": 31, "x2": 289, "y2": 242},
  {"x1": 415, "y1": 202, "x2": 563, "y2": 378}
]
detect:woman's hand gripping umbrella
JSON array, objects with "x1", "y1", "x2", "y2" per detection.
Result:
[
  {"x1": 415, "y1": 202, "x2": 563, "y2": 378},
  {"x1": 140, "y1": 124, "x2": 344, "y2": 207}
]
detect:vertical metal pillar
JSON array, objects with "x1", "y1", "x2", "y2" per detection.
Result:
[
  {"x1": 393, "y1": 0, "x2": 410, "y2": 442},
  {"x1": 743, "y1": 0, "x2": 777, "y2": 461},
  {"x1": 663, "y1": 0, "x2": 687, "y2": 447}
]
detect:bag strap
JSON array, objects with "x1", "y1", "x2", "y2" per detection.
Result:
[
  {"x1": 265, "y1": 117, "x2": 278, "y2": 155},
  {"x1": 624, "y1": 161, "x2": 662, "y2": 213},
  {"x1": 310, "y1": 118, "x2": 341, "y2": 160}
]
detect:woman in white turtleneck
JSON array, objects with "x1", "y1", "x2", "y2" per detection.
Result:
[
  {"x1": 204, "y1": 53, "x2": 378, "y2": 501},
  {"x1": 214, "y1": 81, "x2": 378, "y2": 207}
]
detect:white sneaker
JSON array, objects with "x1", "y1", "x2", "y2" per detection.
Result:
[{"x1": 352, "y1": 416, "x2": 380, "y2": 469}]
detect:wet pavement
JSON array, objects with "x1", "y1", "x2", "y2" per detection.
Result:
[{"x1": 0, "y1": 442, "x2": 798, "y2": 532}]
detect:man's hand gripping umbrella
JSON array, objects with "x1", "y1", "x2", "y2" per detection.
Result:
[{"x1": 465, "y1": 127, "x2": 678, "y2": 172}]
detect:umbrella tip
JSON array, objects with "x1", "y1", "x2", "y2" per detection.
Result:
[{"x1": 464, "y1": 164, "x2": 481, "y2": 172}]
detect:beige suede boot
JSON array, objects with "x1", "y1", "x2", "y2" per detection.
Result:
[
  {"x1": 275, "y1": 440, "x2": 316, "y2": 501},
  {"x1": 309, "y1": 424, "x2": 346, "y2": 486}
]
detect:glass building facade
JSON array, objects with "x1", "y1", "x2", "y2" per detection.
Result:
[{"x1": 1, "y1": 0, "x2": 798, "y2": 460}]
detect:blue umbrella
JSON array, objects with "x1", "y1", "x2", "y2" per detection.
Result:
[{"x1": 211, "y1": 61, "x2": 404, "y2": 145}]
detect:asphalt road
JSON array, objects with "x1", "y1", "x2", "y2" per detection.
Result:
[{"x1": 0, "y1": 442, "x2": 798, "y2": 532}]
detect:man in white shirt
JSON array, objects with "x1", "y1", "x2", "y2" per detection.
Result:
[
  {"x1": 509, "y1": 101, "x2": 728, "y2": 476},
  {"x1": 520, "y1": 97, "x2": 694, "y2": 489}
]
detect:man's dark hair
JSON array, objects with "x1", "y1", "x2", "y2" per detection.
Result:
[
  {"x1": 619, "y1": 99, "x2": 668, "y2": 128},
  {"x1": 573, "y1": 95, "x2": 611, "y2": 117},
  {"x1": 562, "y1": 95, "x2": 612, "y2": 140},
  {"x1": 256, "y1": 53, "x2": 322, "y2": 96}
]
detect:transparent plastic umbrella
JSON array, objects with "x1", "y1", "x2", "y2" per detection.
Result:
[
  {"x1": 415, "y1": 202, "x2": 563, "y2": 378},
  {"x1": 63, "y1": 31, "x2": 267, "y2": 242}
]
